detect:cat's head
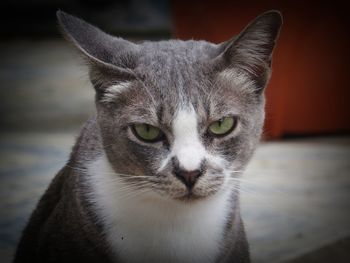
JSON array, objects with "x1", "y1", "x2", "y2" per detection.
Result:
[{"x1": 58, "y1": 11, "x2": 282, "y2": 201}]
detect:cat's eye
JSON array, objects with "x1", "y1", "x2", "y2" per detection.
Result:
[
  {"x1": 208, "y1": 116, "x2": 236, "y2": 137},
  {"x1": 132, "y1": 123, "x2": 164, "y2": 142}
]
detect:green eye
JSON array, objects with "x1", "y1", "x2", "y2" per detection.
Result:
[
  {"x1": 208, "y1": 116, "x2": 236, "y2": 137},
  {"x1": 132, "y1": 123, "x2": 163, "y2": 142}
]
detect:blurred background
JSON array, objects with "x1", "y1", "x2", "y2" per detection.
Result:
[{"x1": 0, "y1": 0, "x2": 349, "y2": 262}]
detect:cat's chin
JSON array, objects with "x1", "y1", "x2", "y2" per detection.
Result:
[{"x1": 173, "y1": 191, "x2": 213, "y2": 203}]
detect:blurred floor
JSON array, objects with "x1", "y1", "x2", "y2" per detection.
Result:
[
  {"x1": 242, "y1": 136, "x2": 350, "y2": 263},
  {"x1": 0, "y1": 133, "x2": 349, "y2": 263}
]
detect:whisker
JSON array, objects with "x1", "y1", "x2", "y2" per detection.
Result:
[{"x1": 67, "y1": 164, "x2": 158, "y2": 179}]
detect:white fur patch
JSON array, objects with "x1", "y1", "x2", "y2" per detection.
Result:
[
  {"x1": 101, "y1": 82, "x2": 132, "y2": 103},
  {"x1": 171, "y1": 105, "x2": 206, "y2": 171},
  {"x1": 158, "y1": 104, "x2": 228, "y2": 175},
  {"x1": 87, "y1": 155, "x2": 232, "y2": 263}
]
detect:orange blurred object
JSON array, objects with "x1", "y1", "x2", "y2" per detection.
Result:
[{"x1": 172, "y1": 0, "x2": 350, "y2": 139}]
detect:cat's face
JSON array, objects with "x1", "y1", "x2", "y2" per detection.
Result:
[
  {"x1": 96, "y1": 42, "x2": 266, "y2": 201},
  {"x1": 58, "y1": 11, "x2": 282, "y2": 201}
]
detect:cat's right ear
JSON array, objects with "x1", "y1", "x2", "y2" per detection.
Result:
[{"x1": 57, "y1": 11, "x2": 137, "y2": 94}]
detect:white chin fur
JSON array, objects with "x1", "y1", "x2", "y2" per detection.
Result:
[{"x1": 87, "y1": 154, "x2": 233, "y2": 263}]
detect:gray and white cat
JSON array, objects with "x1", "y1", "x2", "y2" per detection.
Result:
[{"x1": 14, "y1": 10, "x2": 282, "y2": 263}]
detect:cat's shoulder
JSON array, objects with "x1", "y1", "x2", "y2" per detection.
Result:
[{"x1": 70, "y1": 116, "x2": 103, "y2": 163}]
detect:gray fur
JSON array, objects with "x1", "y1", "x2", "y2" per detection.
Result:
[{"x1": 14, "y1": 10, "x2": 282, "y2": 263}]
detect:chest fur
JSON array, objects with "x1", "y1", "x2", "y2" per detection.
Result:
[{"x1": 87, "y1": 156, "x2": 232, "y2": 263}]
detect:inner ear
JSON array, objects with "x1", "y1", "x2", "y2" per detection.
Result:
[
  {"x1": 57, "y1": 10, "x2": 139, "y2": 69},
  {"x1": 214, "y1": 11, "x2": 282, "y2": 93},
  {"x1": 57, "y1": 11, "x2": 138, "y2": 97}
]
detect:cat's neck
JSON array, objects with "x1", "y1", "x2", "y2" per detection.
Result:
[{"x1": 86, "y1": 154, "x2": 234, "y2": 263}]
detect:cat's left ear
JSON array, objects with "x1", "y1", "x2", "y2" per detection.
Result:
[
  {"x1": 57, "y1": 11, "x2": 138, "y2": 94},
  {"x1": 216, "y1": 11, "x2": 282, "y2": 93}
]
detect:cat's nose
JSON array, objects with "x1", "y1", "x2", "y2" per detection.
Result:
[{"x1": 174, "y1": 169, "x2": 202, "y2": 189}]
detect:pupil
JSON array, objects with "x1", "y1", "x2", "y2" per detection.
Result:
[{"x1": 146, "y1": 124, "x2": 150, "y2": 132}]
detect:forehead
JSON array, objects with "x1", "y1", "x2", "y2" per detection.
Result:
[
  {"x1": 136, "y1": 40, "x2": 218, "y2": 88},
  {"x1": 134, "y1": 42, "x2": 215, "y2": 102},
  {"x1": 116, "y1": 40, "x2": 244, "y2": 124},
  {"x1": 121, "y1": 82, "x2": 240, "y2": 130}
]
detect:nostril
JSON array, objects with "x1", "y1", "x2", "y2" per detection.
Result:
[{"x1": 174, "y1": 169, "x2": 202, "y2": 189}]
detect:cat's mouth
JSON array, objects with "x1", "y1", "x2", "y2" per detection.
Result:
[{"x1": 169, "y1": 176, "x2": 224, "y2": 202}]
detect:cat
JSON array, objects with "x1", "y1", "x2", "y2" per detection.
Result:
[{"x1": 13, "y1": 10, "x2": 282, "y2": 263}]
